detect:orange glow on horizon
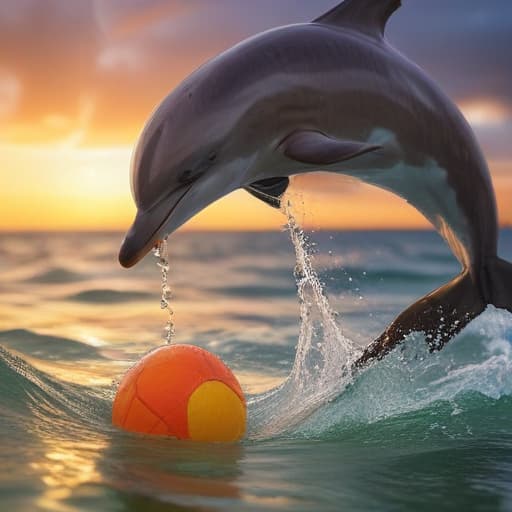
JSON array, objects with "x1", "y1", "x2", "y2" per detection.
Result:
[{"x1": 1, "y1": 139, "x2": 510, "y2": 232}]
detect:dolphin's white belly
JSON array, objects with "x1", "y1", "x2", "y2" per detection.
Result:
[{"x1": 359, "y1": 160, "x2": 471, "y2": 266}]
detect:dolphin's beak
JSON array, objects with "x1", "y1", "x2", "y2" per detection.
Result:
[
  {"x1": 119, "y1": 170, "x2": 241, "y2": 268},
  {"x1": 119, "y1": 185, "x2": 192, "y2": 268}
]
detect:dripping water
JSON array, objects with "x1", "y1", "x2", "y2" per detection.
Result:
[{"x1": 153, "y1": 237, "x2": 175, "y2": 345}]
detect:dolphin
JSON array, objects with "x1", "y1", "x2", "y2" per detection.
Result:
[{"x1": 119, "y1": 0, "x2": 512, "y2": 365}]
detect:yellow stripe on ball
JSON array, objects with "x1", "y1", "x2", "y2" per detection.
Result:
[{"x1": 187, "y1": 380, "x2": 246, "y2": 442}]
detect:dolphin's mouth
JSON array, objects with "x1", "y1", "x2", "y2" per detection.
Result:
[{"x1": 118, "y1": 185, "x2": 192, "y2": 268}]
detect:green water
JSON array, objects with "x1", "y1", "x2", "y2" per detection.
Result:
[{"x1": 0, "y1": 229, "x2": 511, "y2": 511}]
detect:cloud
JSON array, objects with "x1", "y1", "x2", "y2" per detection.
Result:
[
  {"x1": 386, "y1": 0, "x2": 512, "y2": 109},
  {"x1": 459, "y1": 99, "x2": 511, "y2": 127},
  {"x1": 93, "y1": 0, "x2": 196, "y2": 39},
  {"x1": 474, "y1": 122, "x2": 512, "y2": 162},
  {"x1": 57, "y1": 95, "x2": 97, "y2": 149},
  {"x1": 3, "y1": 95, "x2": 96, "y2": 147},
  {"x1": 0, "y1": 69, "x2": 21, "y2": 120},
  {"x1": 0, "y1": 0, "x2": 100, "y2": 139},
  {"x1": 97, "y1": 45, "x2": 144, "y2": 72}
]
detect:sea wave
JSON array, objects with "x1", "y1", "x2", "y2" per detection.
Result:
[
  {"x1": 0, "y1": 329, "x2": 104, "y2": 360},
  {"x1": 0, "y1": 346, "x2": 110, "y2": 433},
  {"x1": 29, "y1": 267, "x2": 87, "y2": 284},
  {"x1": 1, "y1": 308, "x2": 511, "y2": 449},
  {"x1": 67, "y1": 289, "x2": 156, "y2": 303}
]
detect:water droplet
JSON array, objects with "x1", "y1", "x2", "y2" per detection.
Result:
[{"x1": 154, "y1": 237, "x2": 175, "y2": 344}]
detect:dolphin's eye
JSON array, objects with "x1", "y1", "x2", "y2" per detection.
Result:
[
  {"x1": 179, "y1": 169, "x2": 196, "y2": 184},
  {"x1": 179, "y1": 167, "x2": 206, "y2": 185},
  {"x1": 208, "y1": 151, "x2": 217, "y2": 162}
]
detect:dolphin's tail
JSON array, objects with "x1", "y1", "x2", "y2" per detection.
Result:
[{"x1": 356, "y1": 259, "x2": 512, "y2": 367}]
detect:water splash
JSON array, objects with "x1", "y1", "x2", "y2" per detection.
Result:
[
  {"x1": 153, "y1": 238, "x2": 175, "y2": 345},
  {"x1": 296, "y1": 307, "x2": 512, "y2": 437},
  {"x1": 247, "y1": 201, "x2": 361, "y2": 438},
  {"x1": 246, "y1": 202, "x2": 512, "y2": 440}
]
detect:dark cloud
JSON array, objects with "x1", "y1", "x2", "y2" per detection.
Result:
[{"x1": 386, "y1": 0, "x2": 512, "y2": 110}]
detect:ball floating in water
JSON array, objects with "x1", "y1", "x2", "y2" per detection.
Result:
[{"x1": 112, "y1": 344, "x2": 246, "y2": 442}]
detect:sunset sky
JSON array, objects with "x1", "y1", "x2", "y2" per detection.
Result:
[{"x1": 0, "y1": 0, "x2": 511, "y2": 231}]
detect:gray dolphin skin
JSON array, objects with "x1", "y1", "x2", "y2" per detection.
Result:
[{"x1": 119, "y1": 0, "x2": 512, "y2": 365}]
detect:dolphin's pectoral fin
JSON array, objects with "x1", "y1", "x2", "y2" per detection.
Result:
[
  {"x1": 245, "y1": 177, "x2": 290, "y2": 209},
  {"x1": 314, "y1": 0, "x2": 401, "y2": 39},
  {"x1": 281, "y1": 130, "x2": 381, "y2": 166},
  {"x1": 355, "y1": 271, "x2": 486, "y2": 368}
]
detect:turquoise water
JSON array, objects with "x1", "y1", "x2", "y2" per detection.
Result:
[{"x1": 1, "y1": 227, "x2": 511, "y2": 511}]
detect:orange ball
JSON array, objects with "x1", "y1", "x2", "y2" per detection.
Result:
[{"x1": 112, "y1": 345, "x2": 246, "y2": 442}]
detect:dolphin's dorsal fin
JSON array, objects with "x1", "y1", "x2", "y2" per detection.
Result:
[{"x1": 314, "y1": 0, "x2": 401, "y2": 39}]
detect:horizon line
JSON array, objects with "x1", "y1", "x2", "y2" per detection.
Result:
[{"x1": 1, "y1": 226, "x2": 511, "y2": 235}]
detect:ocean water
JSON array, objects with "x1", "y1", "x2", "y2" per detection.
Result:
[{"x1": 1, "y1": 224, "x2": 512, "y2": 511}]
